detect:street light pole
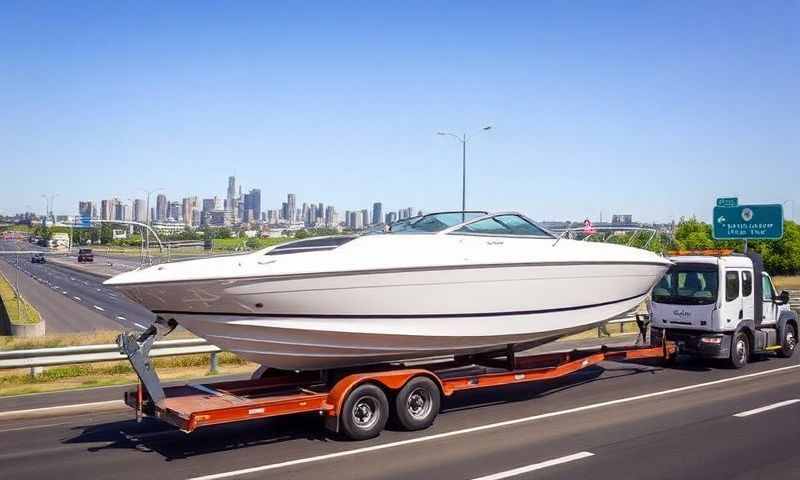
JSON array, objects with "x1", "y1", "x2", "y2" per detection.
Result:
[
  {"x1": 139, "y1": 188, "x2": 163, "y2": 264},
  {"x1": 437, "y1": 126, "x2": 492, "y2": 221}
]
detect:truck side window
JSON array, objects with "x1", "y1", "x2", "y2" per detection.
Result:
[
  {"x1": 725, "y1": 271, "x2": 739, "y2": 302},
  {"x1": 762, "y1": 274, "x2": 774, "y2": 302},
  {"x1": 742, "y1": 271, "x2": 752, "y2": 297}
]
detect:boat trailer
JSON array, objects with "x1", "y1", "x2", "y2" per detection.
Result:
[{"x1": 117, "y1": 327, "x2": 677, "y2": 440}]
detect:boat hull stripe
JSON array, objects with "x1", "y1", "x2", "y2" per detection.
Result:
[{"x1": 152, "y1": 290, "x2": 649, "y2": 320}]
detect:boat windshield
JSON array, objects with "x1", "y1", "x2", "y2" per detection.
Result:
[{"x1": 389, "y1": 211, "x2": 487, "y2": 234}]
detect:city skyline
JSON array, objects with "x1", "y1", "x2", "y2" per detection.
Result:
[{"x1": 25, "y1": 174, "x2": 424, "y2": 231}]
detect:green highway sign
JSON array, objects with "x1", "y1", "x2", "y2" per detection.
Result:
[
  {"x1": 716, "y1": 197, "x2": 738, "y2": 207},
  {"x1": 712, "y1": 204, "x2": 784, "y2": 240}
]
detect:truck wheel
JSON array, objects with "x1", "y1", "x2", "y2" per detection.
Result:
[
  {"x1": 777, "y1": 324, "x2": 797, "y2": 359},
  {"x1": 729, "y1": 332, "x2": 749, "y2": 369},
  {"x1": 340, "y1": 383, "x2": 389, "y2": 440},
  {"x1": 393, "y1": 376, "x2": 440, "y2": 431}
]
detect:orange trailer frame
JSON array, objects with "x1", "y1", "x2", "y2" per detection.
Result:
[{"x1": 124, "y1": 342, "x2": 676, "y2": 435}]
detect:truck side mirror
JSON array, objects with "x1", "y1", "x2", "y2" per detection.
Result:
[{"x1": 775, "y1": 290, "x2": 790, "y2": 305}]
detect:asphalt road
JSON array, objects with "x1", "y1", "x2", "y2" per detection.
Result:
[
  {"x1": 0, "y1": 344, "x2": 797, "y2": 480},
  {"x1": 0, "y1": 240, "x2": 154, "y2": 332}
]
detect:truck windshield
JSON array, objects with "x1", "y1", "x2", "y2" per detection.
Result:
[{"x1": 652, "y1": 264, "x2": 718, "y2": 305}]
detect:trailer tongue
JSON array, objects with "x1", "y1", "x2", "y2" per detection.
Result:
[{"x1": 118, "y1": 327, "x2": 676, "y2": 440}]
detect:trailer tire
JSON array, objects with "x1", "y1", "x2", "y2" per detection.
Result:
[
  {"x1": 339, "y1": 383, "x2": 389, "y2": 440},
  {"x1": 393, "y1": 376, "x2": 440, "y2": 431},
  {"x1": 777, "y1": 323, "x2": 797, "y2": 359},
  {"x1": 729, "y1": 331, "x2": 749, "y2": 369}
]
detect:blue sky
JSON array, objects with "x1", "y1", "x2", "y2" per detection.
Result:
[{"x1": 1, "y1": 1, "x2": 797, "y2": 222}]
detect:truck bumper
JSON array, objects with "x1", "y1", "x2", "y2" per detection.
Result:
[{"x1": 651, "y1": 327, "x2": 731, "y2": 359}]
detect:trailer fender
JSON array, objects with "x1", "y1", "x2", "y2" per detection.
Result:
[{"x1": 325, "y1": 369, "x2": 446, "y2": 420}]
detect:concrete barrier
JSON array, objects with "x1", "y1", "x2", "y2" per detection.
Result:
[{"x1": 9, "y1": 319, "x2": 46, "y2": 338}]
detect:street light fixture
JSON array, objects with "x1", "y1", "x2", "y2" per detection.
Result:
[{"x1": 437, "y1": 126, "x2": 493, "y2": 220}]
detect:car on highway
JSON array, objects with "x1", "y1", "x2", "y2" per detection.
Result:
[
  {"x1": 77, "y1": 248, "x2": 94, "y2": 263},
  {"x1": 31, "y1": 253, "x2": 46, "y2": 264}
]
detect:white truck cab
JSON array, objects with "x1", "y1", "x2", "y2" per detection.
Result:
[{"x1": 651, "y1": 251, "x2": 796, "y2": 368}]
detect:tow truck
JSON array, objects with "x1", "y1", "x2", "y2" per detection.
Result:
[{"x1": 650, "y1": 250, "x2": 797, "y2": 368}]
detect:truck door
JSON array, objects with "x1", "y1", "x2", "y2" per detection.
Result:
[
  {"x1": 722, "y1": 270, "x2": 742, "y2": 326},
  {"x1": 761, "y1": 273, "x2": 778, "y2": 326},
  {"x1": 741, "y1": 270, "x2": 754, "y2": 322}
]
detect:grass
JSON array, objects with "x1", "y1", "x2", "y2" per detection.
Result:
[
  {"x1": 0, "y1": 352, "x2": 255, "y2": 396},
  {"x1": 773, "y1": 276, "x2": 800, "y2": 290},
  {"x1": 0, "y1": 271, "x2": 41, "y2": 325},
  {"x1": 0, "y1": 328, "x2": 197, "y2": 351}
]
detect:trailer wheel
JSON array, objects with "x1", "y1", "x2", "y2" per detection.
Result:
[
  {"x1": 340, "y1": 383, "x2": 389, "y2": 440},
  {"x1": 393, "y1": 376, "x2": 440, "y2": 431},
  {"x1": 777, "y1": 324, "x2": 797, "y2": 359},
  {"x1": 729, "y1": 332, "x2": 749, "y2": 369}
]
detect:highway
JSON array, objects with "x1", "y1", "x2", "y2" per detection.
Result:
[
  {"x1": 0, "y1": 343, "x2": 797, "y2": 479},
  {"x1": 0, "y1": 240, "x2": 154, "y2": 332}
]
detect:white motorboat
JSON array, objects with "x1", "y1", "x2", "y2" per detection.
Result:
[{"x1": 105, "y1": 211, "x2": 671, "y2": 370}]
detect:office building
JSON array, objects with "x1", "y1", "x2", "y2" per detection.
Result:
[
  {"x1": 287, "y1": 193, "x2": 296, "y2": 223},
  {"x1": 360, "y1": 209, "x2": 369, "y2": 229},
  {"x1": 182, "y1": 197, "x2": 198, "y2": 226},
  {"x1": 78, "y1": 201, "x2": 94, "y2": 220},
  {"x1": 155, "y1": 194, "x2": 168, "y2": 221},
  {"x1": 227, "y1": 176, "x2": 238, "y2": 220},
  {"x1": 243, "y1": 189, "x2": 261, "y2": 223},
  {"x1": 133, "y1": 199, "x2": 146, "y2": 223},
  {"x1": 385, "y1": 211, "x2": 397, "y2": 224},
  {"x1": 372, "y1": 202, "x2": 382, "y2": 225}
]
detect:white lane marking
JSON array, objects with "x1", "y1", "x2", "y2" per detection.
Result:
[
  {"x1": 133, "y1": 322, "x2": 146, "y2": 329},
  {"x1": 116, "y1": 315, "x2": 127, "y2": 321},
  {"x1": 734, "y1": 399, "x2": 800, "y2": 418},
  {"x1": 61, "y1": 291, "x2": 68, "y2": 295},
  {"x1": 0, "y1": 422, "x2": 68, "y2": 434},
  {"x1": 72, "y1": 296, "x2": 81, "y2": 302},
  {"x1": 186, "y1": 363, "x2": 800, "y2": 480},
  {"x1": 0, "y1": 400, "x2": 125, "y2": 420},
  {"x1": 93, "y1": 305, "x2": 105, "y2": 311},
  {"x1": 471, "y1": 452, "x2": 595, "y2": 480}
]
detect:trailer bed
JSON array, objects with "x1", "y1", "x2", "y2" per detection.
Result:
[{"x1": 125, "y1": 343, "x2": 675, "y2": 433}]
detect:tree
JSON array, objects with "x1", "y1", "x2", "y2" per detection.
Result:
[{"x1": 100, "y1": 223, "x2": 113, "y2": 244}]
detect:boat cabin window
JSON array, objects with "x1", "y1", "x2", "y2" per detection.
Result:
[{"x1": 454, "y1": 214, "x2": 550, "y2": 237}]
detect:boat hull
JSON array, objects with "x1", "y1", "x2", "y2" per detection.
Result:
[{"x1": 116, "y1": 262, "x2": 666, "y2": 370}]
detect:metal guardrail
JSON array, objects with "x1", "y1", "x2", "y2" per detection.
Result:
[
  {"x1": 0, "y1": 338, "x2": 219, "y2": 370},
  {"x1": 0, "y1": 314, "x2": 639, "y2": 372}
]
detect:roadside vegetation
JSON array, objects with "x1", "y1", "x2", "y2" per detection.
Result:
[
  {"x1": 0, "y1": 352, "x2": 254, "y2": 396},
  {"x1": 0, "y1": 271, "x2": 41, "y2": 326}
]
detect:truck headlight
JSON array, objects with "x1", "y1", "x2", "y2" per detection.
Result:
[{"x1": 701, "y1": 336, "x2": 722, "y2": 344}]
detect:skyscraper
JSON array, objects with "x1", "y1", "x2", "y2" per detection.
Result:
[
  {"x1": 287, "y1": 193, "x2": 296, "y2": 223},
  {"x1": 78, "y1": 201, "x2": 94, "y2": 220},
  {"x1": 243, "y1": 189, "x2": 261, "y2": 223},
  {"x1": 155, "y1": 194, "x2": 167, "y2": 221},
  {"x1": 100, "y1": 199, "x2": 113, "y2": 221},
  {"x1": 372, "y1": 202, "x2": 383, "y2": 225},
  {"x1": 182, "y1": 197, "x2": 198, "y2": 226},
  {"x1": 227, "y1": 176, "x2": 237, "y2": 220},
  {"x1": 133, "y1": 199, "x2": 146, "y2": 223},
  {"x1": 360, "y1": 209, "x2": 369, "y2": 229}
]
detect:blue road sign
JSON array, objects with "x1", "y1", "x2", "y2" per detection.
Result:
[
  {"x1": 716, "y1": 197, "x2": 738, "y2": 208},
  {"x1": 79, "y1": 215, "x2": 92, "y2": 227},
  {"x1": 712, "y1": 204, "x2": 784, "y2": 240}
]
